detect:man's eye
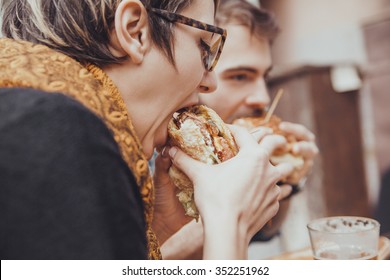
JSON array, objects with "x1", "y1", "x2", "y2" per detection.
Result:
[{"x1": 230, "y1": 74, "x2": 249, "y2": 81}]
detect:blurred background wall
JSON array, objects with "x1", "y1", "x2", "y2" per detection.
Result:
[
  {"x1": 262, "y1": 0, "x2": 390, "y2": 66},
  {"x1": 248, "y1": 0, "x2": 390, "y2": 257}
]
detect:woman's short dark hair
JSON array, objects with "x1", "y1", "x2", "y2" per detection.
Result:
[
  {"x1": 216, "y1": 0, "x2": 280, "y2": 42},
  {"x1": 0, "y1": 0, "x2": 218, "y2": 67}
]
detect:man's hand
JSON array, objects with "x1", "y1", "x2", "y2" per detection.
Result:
[{"x1": 279, "y1": 122, "x2": 319, "y2": 183}]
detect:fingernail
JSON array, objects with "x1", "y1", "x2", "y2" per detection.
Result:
[
  {"x1": 169, "y1": 147, "x2": 178, "y2": 158},
  {"x1": 161, "y1": 146, "x2": 168, "y2": 158}
]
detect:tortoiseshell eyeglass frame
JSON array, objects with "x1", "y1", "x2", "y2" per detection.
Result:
[{"x1": 148, "y1": 7, "x2": 227, "y2": 72}]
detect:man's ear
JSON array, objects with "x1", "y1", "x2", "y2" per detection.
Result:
[{"x1": 113, "y1": 0, "x2": 150, "y2": 64}]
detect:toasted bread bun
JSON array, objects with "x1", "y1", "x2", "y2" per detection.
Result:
[
  {"x1": 168, "y1": 105, "x2": 238, "y2": 220},
  {"x1": 233, "y1": 115, "x2": 304, "y2": 184}
]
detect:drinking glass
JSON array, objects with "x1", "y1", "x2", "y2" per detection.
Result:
[{"x1": 307, "y1": 216, "x2": 380, "y2": 260}]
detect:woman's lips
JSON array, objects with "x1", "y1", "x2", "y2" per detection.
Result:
[{"x1": 155, "y1": 101, "x2": 199, "y2": 152}]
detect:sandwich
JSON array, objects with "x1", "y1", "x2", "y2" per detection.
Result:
[
  {"x1": 167, "y1": 105, "x2": 238, "y2": 220},
  {"x1": 233, "y1": 115, "x2": 304, "y2": 184}
]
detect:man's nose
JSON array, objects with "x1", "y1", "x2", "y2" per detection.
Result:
[{"x1": 245, "y1": 79, "x2": 270, "y2": 108}]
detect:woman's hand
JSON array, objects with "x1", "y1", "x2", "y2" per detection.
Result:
[
  {"x1": 250, "y1": 128, "x2": 295, "y2": 200},
  {"x1": 168, "y1": 125, "x2": 294, "y2": 259},
  {"x1": 278, "y1": 122, "x2": 319, "y2": 183},
  {"x1": 152, "y1": 150, "x2": 193, "y2": 245},
  {"x1": 240, "y1": 130, "x2": 295, "y2": 239}
]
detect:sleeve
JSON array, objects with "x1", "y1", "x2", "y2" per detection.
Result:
[{"x1": 0, "y1": 88, "x2": 147, "y2": 260}]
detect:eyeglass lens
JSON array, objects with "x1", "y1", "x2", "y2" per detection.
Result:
[{"x1": 206, "y1": 33, "x2": 222, "y2": 70}]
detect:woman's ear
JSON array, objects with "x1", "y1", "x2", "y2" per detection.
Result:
[{"x1": 112, "y1": 0, "x2": 150, "y2": 64}]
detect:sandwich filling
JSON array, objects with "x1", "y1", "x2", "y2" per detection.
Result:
[{"x1": 167, "y1": 105, "x2": 238, "y2": 220}]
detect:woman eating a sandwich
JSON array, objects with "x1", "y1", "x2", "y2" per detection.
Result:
[{"x1": 0, "y1": 0, "x2": 293, "y2": 260}]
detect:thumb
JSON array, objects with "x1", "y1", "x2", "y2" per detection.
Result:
[
  {"x1": 153, "y1": 151, "x2": 172, "y2": 186},
  {"x1": 168, "y1": 146, "x2": 204, "y2": 181},
  {"x1": 227, "y1": 124, "x2": 257, "y2": 150}
]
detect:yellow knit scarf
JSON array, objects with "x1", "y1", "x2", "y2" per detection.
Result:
[{"x1": 0, "y1": 38, "x2": 161, "y2": 260}]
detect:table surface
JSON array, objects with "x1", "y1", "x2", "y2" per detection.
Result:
[{"x1": 269, "y1": 236, "x2": 390, "y2": 260}]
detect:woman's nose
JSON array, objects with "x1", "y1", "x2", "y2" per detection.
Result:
[{"x1": 198, "y1": 70, "x2": 217, "y2": 94}]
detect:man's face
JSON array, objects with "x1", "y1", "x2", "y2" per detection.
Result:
[{"x1": 200, "y1": 24, "x2": 272, "y2": 123}]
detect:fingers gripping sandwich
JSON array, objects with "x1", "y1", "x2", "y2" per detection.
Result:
[
  {"x1": 168, "y1": 105, "x2": 238, "y2": 220},
  {"x1": 233, "y1": 115, "x2": 304, "y2": 184}
]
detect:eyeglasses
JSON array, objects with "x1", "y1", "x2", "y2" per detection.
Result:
[{"x1": 148, "y1": 7, "x2": 227, "y2": 72}]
